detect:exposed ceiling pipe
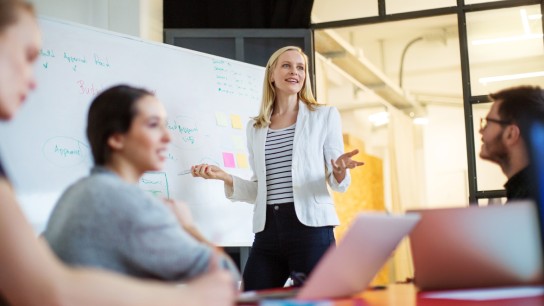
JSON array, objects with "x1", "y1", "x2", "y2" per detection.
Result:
[
  {"x1": 399, "y1": 29, "x2": 450, "y2": 88},
  {"x1": 398, "y1": 36, "x2": 423, "y2": 89}
]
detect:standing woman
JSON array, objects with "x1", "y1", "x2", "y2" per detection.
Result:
[
  {"x1": 0, "y1": 0, "x2": 234, "y2": 305},
  {"x1": 192, "y1": 46, "x2": 364, "y2": 290}
]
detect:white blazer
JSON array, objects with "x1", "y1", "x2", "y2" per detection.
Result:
[{"x1": 225, "y1": 101, "x2": 351, "y2": 233}]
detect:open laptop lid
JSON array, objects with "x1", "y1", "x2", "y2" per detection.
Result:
[
  {"x1": 409, "y1": 202, "x2": 543, "y2": 291},
  {"x1": 528, "y1": 121, "x2": 544, "y2": 258},
  {"x1": 237, "y1": 212, "x2": 420, "y2": 303},
  {"x1": 297, "y1": 212, "x2": 420, "y2": 300}
]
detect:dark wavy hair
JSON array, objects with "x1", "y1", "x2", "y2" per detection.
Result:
[{"x1": 86, "y1": 85, "x2": 154, "y2": 165}]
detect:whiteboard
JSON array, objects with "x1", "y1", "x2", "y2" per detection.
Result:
[{"x1": 0, "y1": 17, "x2": 264, "y2": 246}]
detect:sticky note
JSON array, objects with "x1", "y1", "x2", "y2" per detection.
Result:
[
  {"x1": 231, "y1": 114, "x2": 243, "y2": 129},
  {"x1": 215, "y1": 112, "x2": 229, "y2": 127},
  {"x1": 236, "y1": 153, "x2": 249, "y2": 169},
  {"x1": 232, "y1": 135, "x2": 245, "y2": 151},
  {"x1": 222, "y1": 152, "x2": 235, "y2": 168}
]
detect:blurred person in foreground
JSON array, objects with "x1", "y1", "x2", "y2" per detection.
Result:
[{"x1": 0, "y1": 0, "x2": 235, "y2": 305}]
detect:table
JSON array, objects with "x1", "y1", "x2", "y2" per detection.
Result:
[
  {"x1": 358, "y1": 284, "x2": 544, "y2": 306},
  {"x1": 239, "y1": 284, "x2": 544, "y2": 305}
]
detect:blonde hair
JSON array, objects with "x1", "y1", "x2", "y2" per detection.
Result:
[{"x1": 253, "y1": 46, "x2": 320, "y2": 128}]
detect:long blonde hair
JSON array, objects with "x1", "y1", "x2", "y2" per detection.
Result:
[{"x1": 253, "y1": 46, "x2": 320, "y2": 128}]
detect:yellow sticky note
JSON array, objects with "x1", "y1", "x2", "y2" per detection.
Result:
[
  {"x1": 236, "y1": 153, "x2": 249, "y2": 169},
  {"x1": 215, "y1": 112, "x2": 229, "y2": 127},
  {"x1": 231, "y1": 114, "x2": 243, "y2": 129}
]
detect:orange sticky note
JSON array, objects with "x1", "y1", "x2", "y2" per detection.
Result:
[
  {"x1": 236, "y1": 153, "x2": 249, "y2": 169},
  {"x1": 231, "y1": 114, "x2": 243, "y2": 129}
]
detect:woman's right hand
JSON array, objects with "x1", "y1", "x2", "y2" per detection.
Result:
[{"x1": 191, "y1": 164, "x2": 231, "y2": 182}]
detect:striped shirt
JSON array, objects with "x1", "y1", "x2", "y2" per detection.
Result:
[{"x1": 265, "y1": 123, "x2": 296, "y2": 205}]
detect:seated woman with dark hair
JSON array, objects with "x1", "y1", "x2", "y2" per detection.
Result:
[{"x1": 44, "y1": 85, "x2": 240, "y2": 283}]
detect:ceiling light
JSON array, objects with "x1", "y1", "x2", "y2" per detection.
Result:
[
  {"x1": 413, "y1": 117, "x2": 429, "y2": 125},
  {"x1": 520, "y1": 9, "x2": 530, "y2": 34},
  {"x1": 368, "y1": 111, "x2": 389, "y2": 127},
  {"x1": 528, "y1": 14, "x2": 542, "y2": 20},
  {"x1": 472, "y1": 33, "x2": 543, "y2": 45},
  {"x1": 479, "y1": 71, "x2": 544, "y2": 84}
]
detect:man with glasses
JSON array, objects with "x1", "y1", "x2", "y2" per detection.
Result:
[{"x1": 479, "y1": 85, "x2": 544, "y2": 201}]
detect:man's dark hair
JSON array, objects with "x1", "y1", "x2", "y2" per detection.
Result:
[{"x1": 490, "y1": 85, "x2": 544, "y2": 139}]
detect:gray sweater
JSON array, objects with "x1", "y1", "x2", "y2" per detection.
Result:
[{"x1": 44, "y1": 167, "x2": 236, "y2": 282}]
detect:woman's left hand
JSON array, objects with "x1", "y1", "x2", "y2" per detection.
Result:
[{"x1": 331, "y1": 149, "x2": 365, "y2": 182}]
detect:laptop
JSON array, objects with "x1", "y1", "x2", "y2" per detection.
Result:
[
  {"x1": 409, "y1": 202, "x2": 544, "y2": 291},
  {"x1": 237, "y1": 212, "x2": 421, "y2": 302},
  {"x1": 528, "y1": 120, "x2": 544, "y2": 257}
]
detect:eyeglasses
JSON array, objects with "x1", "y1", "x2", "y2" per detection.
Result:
[{"x1": 480, "y1": 117, "x2": 512, "y2": 130}]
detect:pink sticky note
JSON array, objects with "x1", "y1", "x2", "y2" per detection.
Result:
[{"x1": 222, "y1": 152, "x2": 236, "y2": 168}]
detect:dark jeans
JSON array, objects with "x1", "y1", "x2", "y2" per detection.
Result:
[{"x1": 242, "y1": 203, "x2": 335, "y2": 291}]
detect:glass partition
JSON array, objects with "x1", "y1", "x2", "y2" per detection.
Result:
[
  {"x1": 314, "y1": 14, "x2": 466, "y2": 208},
  {"x1": 312, "y1": 0, "x2": 543, "y2": 205},
  {"x1": 465, "y1": 0, "x2": 510, "y2": 4},
  {"x1": 386, "y1": 0, "x2": 456, "y2": 14},
  {"x1": 312, "y1": 0, "x2": 378, "y2": 23},
  {"x1": 467, "y1": 5, "x2": 544, "y2": 96}
]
